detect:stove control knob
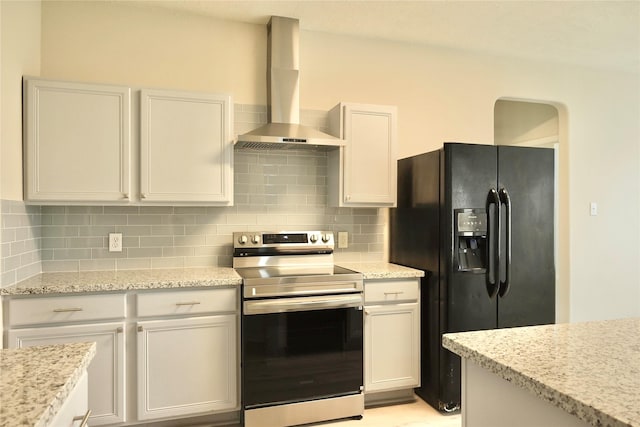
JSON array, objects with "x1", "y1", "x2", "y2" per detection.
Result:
[
  {"x1": 309, "y1": 234, "x2": 318, "y2": 243},
  {"x1": 321, "y1": 234, "x2": 331, "y2": 243},
  {"x1": 251, "y1": 235, "x2": 261, "y2": 244},
  {"x1": 238, "y1": 235, "x2": 248, "y2": 245}
]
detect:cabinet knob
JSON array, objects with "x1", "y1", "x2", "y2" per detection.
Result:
[
  {"x1": 116, "y1": 327, "x2": 123, "y2": 333},
  {"x1": 137, "y1": 325, "x2": 144, "y2": 332},
  {"x1": 140, "y1": 193, "x2": 147, "y2": 199},
  {"x1": 122, "y1": 193, "x2": 129, "y2": 199},
  {"x1": 346, "y1": 195, "x2": 351, "y2": 201}
]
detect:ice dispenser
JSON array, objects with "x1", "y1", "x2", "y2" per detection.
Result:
[{"x1": 455, "y1": 209, "x2": 487, "y2": 272}]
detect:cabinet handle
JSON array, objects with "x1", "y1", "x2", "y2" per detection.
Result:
[
  {"x1": 122, "y1": 193, "x2": 129, "y2": 199},
  {"x1": 73, "y1": 409, "x2": 91, "y2": 427},
  {"x1": 140, "y1": 193, "x2": 147, "y2": 199},
  {"x1": 384, "y1": 291, "x2": 404, "y2": 296},
  {"x1": 116, "y1": 327, "x2": 123, "y2": 333},
  {"x1": 53, "y1": 307, "x2": 83, "y2": 313},
  {"x1": 364, "y1": 310, "x2": 370, "y2": 315},
  {"x1": 137, "y1": 326, "x2": 144, "y2": 332},
  {"x1": 346, "y1": 195, "x2": 351, "y2": 201},
  {"x1": 175, "y1": 301, "x2": 201, "y2": 306}
]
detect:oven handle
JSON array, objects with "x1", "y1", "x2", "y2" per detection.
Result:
[{"x1": 243, "y1": 293, "x2": 363, "y2": 315}]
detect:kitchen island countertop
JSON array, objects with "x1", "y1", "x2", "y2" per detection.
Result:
[
  {"x1": 0, "y1": 342, "x2": 96, "y2": 427},
  {"x1": 443, "y1": 318, "x2": 640, "y2": 427}
]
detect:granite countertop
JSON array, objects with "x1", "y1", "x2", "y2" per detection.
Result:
[
  {"x1": 338, "y1": 262, "x2": 424, "y2": 279},
  {"x1": 0, "y1": 267, "x2": 241, "y2": 296},
  {"x1": 443, "y1": 318, "x2": 640, "y2": 427},
  {"x1": 0, "y1": 342, "x2": 97, "y2": 427},
  {"x1": 1, "y1": 263, "x2": 422, "y2": 296}
]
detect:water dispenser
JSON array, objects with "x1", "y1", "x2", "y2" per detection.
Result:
[{"x1": 454, "y1": 209, "x2": 487, "y2": 272}]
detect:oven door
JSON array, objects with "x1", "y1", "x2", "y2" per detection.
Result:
[{"x1": 242, "y1": 293, "x2": 364, "y2": 409}]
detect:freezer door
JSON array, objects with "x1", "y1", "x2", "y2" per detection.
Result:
[{"x1": 496, "y1": 146, "x2": 555, "y2": 328}]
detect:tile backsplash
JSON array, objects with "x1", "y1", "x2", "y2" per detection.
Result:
[{"x1": 0, "y1": 105, "x2": 387, "y2": 287}]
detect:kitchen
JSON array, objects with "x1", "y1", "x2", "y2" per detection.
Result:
[{"x1": 1, "y1": 1, "x2": 639, "y2": 427}]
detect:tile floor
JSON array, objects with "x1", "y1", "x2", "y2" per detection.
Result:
[{"x1": 313, "y1": 396, "x2": 461, "y2": 427}]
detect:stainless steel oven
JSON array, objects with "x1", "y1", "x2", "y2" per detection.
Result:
[{"x1": 233, "y1": 231, "x2": 364, "y2": 427}]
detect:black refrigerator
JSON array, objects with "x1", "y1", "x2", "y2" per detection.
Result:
[{"x1": 390, "y1": 142, "x2": 555, "y2": 412}]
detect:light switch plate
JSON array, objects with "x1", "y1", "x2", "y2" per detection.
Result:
[{"x1": 338, "y1": 231, "x2": 348, "y2": 249}]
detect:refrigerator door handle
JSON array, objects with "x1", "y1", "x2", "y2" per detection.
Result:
[
  {"x1": 486, "y1": 188, "x2": 501, "y2": 298},
  {"x1": 498, "y1": 187, "x2": 512, "y2": 297}
]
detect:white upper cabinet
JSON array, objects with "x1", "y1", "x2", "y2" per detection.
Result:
[
  {"x1": 23, "y1": 78, "x2": 131, "y2": 204},
  {"x1": 328, "y1": 103, "x2": 397, "y2": 207},
  {"x1": 23, "y1": 78, "x2": 234, "y2": 205},
  {"x1": 140, "y1": 89, "x2": 233, "y2": 205}
]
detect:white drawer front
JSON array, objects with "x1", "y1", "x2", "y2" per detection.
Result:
[
  {"x1": 9, "y1": 293, "x2": 126, "y2": 326},
  {"x1": 365, "y1": 279, "x2": 419, "y2": 304},
  {"x1": 137, "y1": 287, "x2": 237, "y2": 317}
]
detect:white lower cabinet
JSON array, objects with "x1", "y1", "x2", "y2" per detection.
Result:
[
  {"x1": 364, "y1": 279, "x2": 420, "y2": 394},
  {"x1": 136, "y1": 315, "x2": 238, "y2": 420},
  {"x1": 135, "y1": 287, "x2": 238, "y2": 422},
  {"x1": 8, "y1": 322, "x2": 126, "y2": 425}
]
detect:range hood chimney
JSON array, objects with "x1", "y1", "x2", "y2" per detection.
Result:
[{"x1": 235, "y1": 16, "x2": 344, "y2": 150}]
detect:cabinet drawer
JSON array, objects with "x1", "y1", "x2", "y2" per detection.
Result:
[
  {"x1": 8, "y1": 293, "x2": 126, "y2": 327},
  {"x1": 137, "y1": 287, "x2": 237, "y2": 317},
  {"x1": 365, "y1": 279, "x2": 419, "y2": 304}
]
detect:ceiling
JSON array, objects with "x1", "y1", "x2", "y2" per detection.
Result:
[{"x1": 129, "y1": 0, "x2": 640, "y2": 73}]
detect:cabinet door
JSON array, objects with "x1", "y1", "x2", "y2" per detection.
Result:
[
  {"x1": 23, "y1": 79, "x2": 131, "y2": 203},
  {"x1": 8, "y1": 322, "x2": 126, "y2": 425},
  {"x1": 140, "y1": 89, "x2": 233, "y2": 205},
  {"x1": 137, "y1": 315, "x2": 237, "y2": 420},
  {"x1": 342, "y1": 103, "x2": 397, "y2": 206},
  {"x1": 364, "y1": 302, "x2": 420, "y2": 393}
]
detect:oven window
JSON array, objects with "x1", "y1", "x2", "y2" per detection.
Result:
[{"x1": 242, "y1": 307, "x2": 363, "y2": 408}]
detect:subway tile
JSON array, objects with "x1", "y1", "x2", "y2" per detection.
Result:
[
  {"x1": 67, "y1": 206, "x2": 104, "y2": 214},
  {"x1": 152, "y1": 225, "x2": 186, "y2": 236},
  {"x1": 162, "y1": 247, "x2": 195, "y2": 257},
  {"x1": 184, "y1": 256, "x2": 216, "y2": 268},
  {"x1": 91, "y1": 248, "x2": 129, "y2": 259},
  {"x1": 93, "y1": 214, "x2": 128, "y2": 225},
  {"x1": 104, "y1": 206, "x2": 140, "y2": 214},
  {"x1": 80, "y1": 259, "x2": 116, "y2": 271},
  {"x1": 66, "y1": 237, "x2": 103, "y2": 249},
  {"x1": 139, "y1": 206, "x2": 174, "y2": 214},
  {"x1": 77, "y1": 226, "x2": 112, "y2": 237},
  {"x1": 66, "y1": 215, "x2": 92, "y2": 226},
  {"x1": 54, "y1": 248, "x2": 92, "y2": 260},
  {"x1": 174, "y1": 235, "x2": 206, "y2": 247},
  {"x1": 42, "y1": 260, "x2": 80, "y2": 273},
  {"x1": 151, "y1": 257, "x2": 185, "y2": 269},
  {"x1": 140, "y1": 236, "x2": 174, "y2": 247},
  {"x1": 116, "y1": 225, "x2": 153, "y2": 236},
  {"x1": 128, "y1": 214, "x2": 164, "y2": 225},
  {"x1": 127, "y1": 247, "x2": 163, "y2": 258},
  {"x1": 116, "y1": 258, "x2": 151, "y2": 270}
]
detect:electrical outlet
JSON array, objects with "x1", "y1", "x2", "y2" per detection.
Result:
[
  {"x1": 109, "y1": 232, "x2": 123, "y2": 252},
  {"x1": 590, "y1": 202, "x2": 598, "y2": 216},
  {"x1": 338, "y1": 231, "x2": 349, "y2": 249}
]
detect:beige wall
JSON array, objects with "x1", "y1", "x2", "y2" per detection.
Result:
[
  {"x1": 1, "y1": 0, "x2": 41, "y2": 200},
  {"x1": 2, "y1": 1, "x2": 639, "y2": 322}
]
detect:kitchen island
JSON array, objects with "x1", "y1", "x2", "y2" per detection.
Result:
[
  {"x1": 443, "y1": 318, "x2": 640, "y2": 427},
  {"x1": 0, "y1": 342, "x2": 96, "y2": 427}
]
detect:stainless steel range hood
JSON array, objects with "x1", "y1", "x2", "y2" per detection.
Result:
[{"x1": 235, "y1": 16, "x2": 344, "y2": 150}]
